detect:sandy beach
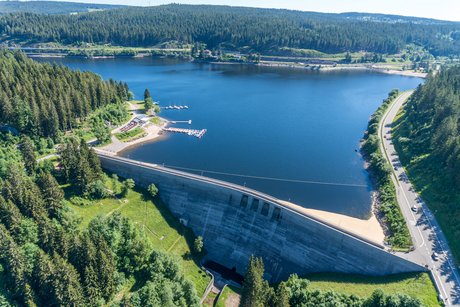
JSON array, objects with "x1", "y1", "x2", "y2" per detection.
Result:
[
  {"x1": 257, "y1": 61, "x2": 428, "y2": 78},
  {"x1": 281, "y1": 200, "x2": 385, "y2": 246},
  {"x1": 96, "y1": 121, "x2": 166, "y2": 156},
  {"x1": 96, "y1": 102, "x2": 167, "y2": 156}
]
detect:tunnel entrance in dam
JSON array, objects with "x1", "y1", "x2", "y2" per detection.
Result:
[{"x1": 204, "y1": 260, "x2": 244, "y2": 285}]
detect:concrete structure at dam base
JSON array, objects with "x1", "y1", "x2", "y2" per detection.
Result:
[{"x1": 98, "y1": 153, "x2": 425, "y2": 282}]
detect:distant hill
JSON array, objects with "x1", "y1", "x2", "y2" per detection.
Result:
[
  {"x1": 0, "y1": 1, "x2": 126, "y2": 15},
  {"x1": 0, "y1": 4, "x2": 459, "y2": 56},
  {"x1": 339, "y1": 12, "x2": 458, "y2": 26}
]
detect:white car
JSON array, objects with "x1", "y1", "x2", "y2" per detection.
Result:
[
  {"x1": 432, "y1": 252, "x2": 440, "y2": 261},
  {"x1": 411, "y1": 206, "x2": 417, "y2": 212}
]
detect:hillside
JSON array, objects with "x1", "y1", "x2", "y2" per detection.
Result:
[
  {"x1": 393, "y1": 66, "x2": 460, "y2": 260},
  {"x1": 0, "y1": 1, "x2": 125, "y2": 15},
  {"x1": 0, "y1": 50, "x2": 129, "y2": 139},
  {"x1": 0, "y1": 50, "x2": 203, "y2": 305},
  {"x1": 0, "y1": 4, "x2": 459, "y2": 56}
]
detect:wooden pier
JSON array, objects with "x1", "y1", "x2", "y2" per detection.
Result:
[
  {"x1": 162, "y1": 105, "x2": 189, "y2": 110},
  {"x1": 163, "y1": 127, "x2": 207, "y2": 138}
]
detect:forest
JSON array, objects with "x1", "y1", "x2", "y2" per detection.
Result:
[
  {"x1": 0, "y1": 50, "x2": 129, "y2": 140},
  {"x1": 393, "y1": 66, "x2": 460, "y2": 260},
  {"x1": 0, "y1": 4, "x2": 459, "y2": 56},
  {"x1": 0, "y1": 1, "x2": 124, "y2": 15},
  {"x1": 0, "y1": 135, "x2": 199, "y2": 306}
]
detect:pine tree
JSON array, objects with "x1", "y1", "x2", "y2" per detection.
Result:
[
  {"x1": 2, "y1": 164, "x2": 47, "y2": 220},
  {"x1": 36, "y1": 171, "x2": 64, "y2": 219},
  {"x1": 0, "y1": 195, "x2": 23, "y2": 237},
  {"x1": 50, "y1": 253, "x2": 85, "y2": 306},
  {"x1": 240, "y1": 256, "x2": 271, "y2": 307},
  {"x1": 0, "y1": 225, "x2": 36, "y2": 305},
  {"x1": 33, "y1": 250, "x2": 55, "y2": 305},
  {"x1": 144, "y1": 88, "x2": 151, "y2": 102},
  {"x1": 20, "y1": 135, "x2": 36, "y2": 175},
  {"x1": 274, "y1": 283, "x2": 290, "y2": 307}
]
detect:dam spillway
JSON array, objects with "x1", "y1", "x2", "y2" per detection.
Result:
[{"x1": 97, "y1": 152, "x2": 424, "y2": 282}]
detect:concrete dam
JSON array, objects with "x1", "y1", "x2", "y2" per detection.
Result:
[{"x1": 97, "y1": 153, "x2": 425, "y2": 282}]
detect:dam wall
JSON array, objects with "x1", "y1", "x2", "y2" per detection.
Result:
[{"x1": 98, "y1": 153, "x2": 424, "y2": 282}]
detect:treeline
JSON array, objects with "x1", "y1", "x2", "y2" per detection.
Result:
[
  {"x1": 362, "y1": 90, "x2": 412, "y2": 248},
  {"x1": 0, "y1": 50, "x2": 129, "y2": 139},
  {"x1": 240, "y1": 256, "x2": 422, "y2": 307},
  {"x1": 394, "y1": 67, "x2": 460, "y2": 258},
  {"x1": 0, "y1": 135, "x2": 199, "y2": 306},
  {"x1": 398, "y1": 67, "x2": 460, "y2": 189},
  {"x1": 0, "y1": 1, "x2": 124, "y2": 15},
  {"x1": 0, "y1": 4, "x2": 459, "y2": 56}
]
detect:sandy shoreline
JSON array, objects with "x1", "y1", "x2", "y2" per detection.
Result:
[
  {"x1": 97, "y1": 121, "x2": 167, "y2": 156},
  {"x1": 95, "y1": 101, "x2": 168, "y2": 156},
  {"x1": 281, "y1": 200, "x2": 385, "y2": 246},
  {"x1": 96, "y1": 119, "x2": 167, "y2": 156},
  {"x1": 258, "y1": 61, "x2": 427, "y2": 78},
  {"x1": 208, "y1": 60, "x2": 427, "y2": 78}
]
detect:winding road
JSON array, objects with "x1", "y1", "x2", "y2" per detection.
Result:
[{"x1": 380, "y1": 91, "x2": 460, "y2": 306}]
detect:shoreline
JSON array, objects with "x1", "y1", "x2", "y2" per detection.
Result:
[
  {"x1": 97, "y1": 119, "x2": 168, "y2": 156},
  {"x1": 256, "y1": 61, "x2": 428, "y2": 78},
  {"x1": 96, "y1": 101, "x2": 169, "y2": 156},
  {"x1": 26, "y1": 52, "x2": 427, "y2": 78}
]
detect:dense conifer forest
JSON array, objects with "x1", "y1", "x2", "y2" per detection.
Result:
[
  {"x1": 394, "y1": 66, "x2": 460, "y2": 259},
  {"x1": 0, "y1": 1, "x2": 124, "y2": 15},
  {"x1": 0, "y1": 50, "x2": 129, "y2": 139},
  {"x1": 0, "y1": 50, "x2": 199, "y2": 306},
  {"x1": 0, "y1": 144, "x2": 199, "y2": 305},
  {"x1": 1, "y1": 4, "x2": 460, "y2": 56}
]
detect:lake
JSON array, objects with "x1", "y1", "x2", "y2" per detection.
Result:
[{"x1": 37, "y1": 57, "x2": 422, "y2": 218}]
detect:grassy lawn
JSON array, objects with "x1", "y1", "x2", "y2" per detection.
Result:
[
  {"x1": 67, "y1": 185, "x2": 211, "y2": 298},
  {"x1": 150, "y1": 116, "x2": 163, "y2": 125},
  {"x1": 306, "y1": 272, "x2": 438, "y2": 307},
  {"x1": 115, "y1": 127, "x2": 145, "y2": 142},
  {"x1": 215, "y1": 285, "x2": 241, "y2": 307}
]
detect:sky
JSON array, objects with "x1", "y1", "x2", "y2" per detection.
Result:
[{"x1": 23, "y1": 0, "x2": 460, "y2": 22}]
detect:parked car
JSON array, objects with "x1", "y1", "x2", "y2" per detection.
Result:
[
  {"x1": 411, "y1": 206, "x2": 417, "y2": 212},
  {"x1": 432, "y1": 252, "x2": 440, "y2": 261}
]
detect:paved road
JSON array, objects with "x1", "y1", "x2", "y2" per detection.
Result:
[{"x1": 380, "y1": 91, "x2": 460, "y2": 306}]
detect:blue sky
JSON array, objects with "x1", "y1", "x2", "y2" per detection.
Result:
[{"x1": 18, "y1": 0, "x2": 460, "y2": 21}]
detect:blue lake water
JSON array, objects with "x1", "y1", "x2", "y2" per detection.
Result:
[{"x1": 36, "y1": 57, "x2": 422, "y2": 218}]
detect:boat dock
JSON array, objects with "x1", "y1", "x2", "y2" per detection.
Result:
[
  {"x1": 163, "y1": 127, "x2": 207, "y2": 138},
  {"x1": 163, "y1": 105, "x2": 189, "y2": 110},
  {"x1": 169, "y1": 120, "x2": 192, "y2": 124}
]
